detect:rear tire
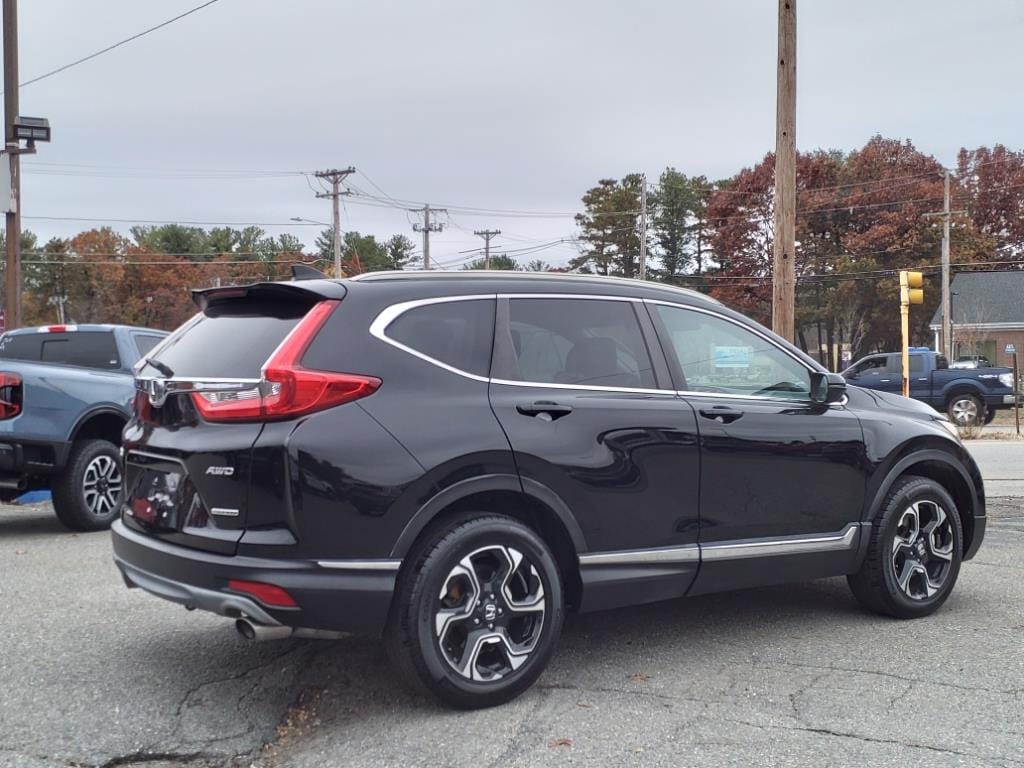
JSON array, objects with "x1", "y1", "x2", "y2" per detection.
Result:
[
  {"x1": 947, "y1": 393, "x2": 984, "y2": 427},
  {"x1": 847, "y1": 475, "x2": 962, "y2": 619},
  {"x1": 385, "y1": 513, "x2": 564, "y2": 709},
  {"x1": 52, "y1": 439, "x2": 124, "y2": 532}
]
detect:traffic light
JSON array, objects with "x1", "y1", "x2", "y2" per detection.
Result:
[
  {"x1": 898, "y1": 270, "x2": 925, "y2": 398},
  {"x1": 902, "y1": 270, "x2": 924, "y2": 305}
]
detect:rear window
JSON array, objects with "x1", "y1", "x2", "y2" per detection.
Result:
[
  {"x1": 384, "y1": 299, "x2": 495, "y2": 377},
  {"x1": 0, "y1": 333, "x2": 43, "y2": 361},
  {"x1": 0, "y1": 331, "x2": 120, "y2": 370},
  {"x1": 147, "y1": 299, "x2": 310, "y2": 378}
]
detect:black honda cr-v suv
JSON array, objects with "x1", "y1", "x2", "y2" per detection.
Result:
[{"x1": 113, "y1": 271, "x2": 986, "y2": 708}]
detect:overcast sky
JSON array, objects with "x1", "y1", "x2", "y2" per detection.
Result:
[{"x1": 11, "y1": 0, "x2": 1024, "y2": 267}]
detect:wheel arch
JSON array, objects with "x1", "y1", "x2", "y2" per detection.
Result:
[
  {"x1": 943, "y1": 385, "x2": 984, "y2": 409},
  {"x1": 863, "y1": 447, "x2": 982, "y2": 560},
  {"x1": 390, "y1": 474, "x2": 586, "y2": 609},
  {"x1": 69, "y1": 406, "x2": 129, "y2": 446}
]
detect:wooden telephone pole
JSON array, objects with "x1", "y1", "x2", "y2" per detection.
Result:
[
  {"x1": 473, "y1": 229, "x2": 501, "y2": 269},
  {"x1": 772, "y1": 0, "x2": 797, "y2": 342}
]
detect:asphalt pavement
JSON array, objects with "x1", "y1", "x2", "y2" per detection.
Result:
[
  {"x1": 1, "y1": 445, "x2": 1022, "y2": 768},
  {"x1": 967, "y1": 439, "x2": 1024, "y2": 497}
]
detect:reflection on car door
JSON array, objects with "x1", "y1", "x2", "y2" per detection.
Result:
[
  {"x1": 649, "y1": 302, "x2": 868, "y2": 595},
  {"x1": 487, "y1": 296, "x2": 702, "y2": 609}
]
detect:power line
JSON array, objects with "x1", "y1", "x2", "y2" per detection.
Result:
[
  {"x1": 22, "y1": 215, "x2": 322, "y2": 227},
  {"x1": 6, "y1": 0, "x2": 223, "y2": 93}
]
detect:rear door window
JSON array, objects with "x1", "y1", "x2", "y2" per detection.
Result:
[
  {"x1": 495, "y1": 298, "x2": 656, "y2": 388},
  {"x1": 40, "y1": 332, "x2": 120, "y2": 369},
  {"x1": 384, "y1": 299, "x2": 495, "y2": 377}
]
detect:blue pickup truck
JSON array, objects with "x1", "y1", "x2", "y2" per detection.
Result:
[
  {"x1": 0, "y1": 324, "x2": 167, "y2": 530},
  {"x1": 842, "y1": 349, "x2": 1016, "y2": 426}
]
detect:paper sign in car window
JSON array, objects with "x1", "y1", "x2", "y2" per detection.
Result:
[{"x1": 712, "y1": 345, "x2": 752, "y2": 368}]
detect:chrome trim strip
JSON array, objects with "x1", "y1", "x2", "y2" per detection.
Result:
[
  {"x1": 701, "y1": 523, "x2": 860, "y2": 562},
  {"x1": 316, "y1": 559, "x2": 403, "y2": 571},
  {"x1": 578, "y1": 524, "x2": 860, "y2": 567},
  {"x1": 367, "y1": 293, "x2": 826, "y2": 404},
  {"x1": 491, "y1": 378, "x2": 666, "y2": 395},
  {"x1": 578, "y1": 544, "x2": 699, "y2": 566}
]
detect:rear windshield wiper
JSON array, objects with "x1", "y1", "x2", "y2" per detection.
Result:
[{"x1": 141, "y1": 358, "x2": 175, "y2": 378}]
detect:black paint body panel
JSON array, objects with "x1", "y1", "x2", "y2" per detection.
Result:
[{"x1": 113, "y1": 274, "x2": 987, "y2": 636}]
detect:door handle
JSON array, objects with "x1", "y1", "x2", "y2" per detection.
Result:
[
  {"x1": 879, "y1": 379, "x2": 891, "y2": 383},
  {"x1": 516, "y1": 401, "x2": 573, "y2": 421},
  {"x1": 698, "y1": 405, "x2": 744, "y2": 424}
]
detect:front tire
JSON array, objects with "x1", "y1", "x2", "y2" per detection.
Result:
[
  {"x1": 385, "y1": 513, "x2": 564, "y2": 709},
  {"x1": 52, "y1": 439, "x2": 124, "y2": 532},
  {"x1": 848, "y1": 475, "x2": 962, "y2": 619}
]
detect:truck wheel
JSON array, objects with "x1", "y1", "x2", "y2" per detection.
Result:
[
  {"x1": 52, "y1": 439, "x2": 124, "y2": 532},
  {"x1": 983, "y1": 409, "x2": 997, "y2": 425},
  {"x1": 947, "y1": 394, "x2": 984, "y2": 427}
]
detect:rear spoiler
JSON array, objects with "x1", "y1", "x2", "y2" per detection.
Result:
[{"x1": 191, "y1": 277, "x2": 346, "y2": 312}]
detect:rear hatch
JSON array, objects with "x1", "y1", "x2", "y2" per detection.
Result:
[{"x1": 121, "y1": 279, "x2": 365, "y2": 555}]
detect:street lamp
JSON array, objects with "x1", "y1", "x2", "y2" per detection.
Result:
[{"x1": 291, "y1": 217, "x2": 333, "y2": 274}]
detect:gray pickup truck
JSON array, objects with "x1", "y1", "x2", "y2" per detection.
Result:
[{"x1": 0, "y1": 324, "x2": 167, "y2": 530}]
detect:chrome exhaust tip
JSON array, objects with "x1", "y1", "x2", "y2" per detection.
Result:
[{"x1": 235, "y1": 618, "x2": 293, "y2": 641}]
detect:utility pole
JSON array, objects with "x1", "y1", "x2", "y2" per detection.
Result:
[
  {"x1": 4, "y1": 0, "x2": 21, "y2": 330},
  {"x1": 314, "y1": 168, "x2": 354, "y2": 278},
  {"x1": 772, "y1": 0, "x2": 797, "y2": 342},
  {"x1": 638, "y1": 174, "x2": 648, "y2": 280},
  {"x1": 412, "y1": 204, "x2": 446, "y2": 269},
  {"x1": 473, "y1": 229, "x2": 501, "y2": 269},
  {"x1": 924, "y1": 170, "x2": 966, "y2": 359}
]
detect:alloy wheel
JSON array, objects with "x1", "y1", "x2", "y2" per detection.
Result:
[
  {"x1": 82, "y1": 455, "x2": 123, "y2": 517},
  {"x1": 891, "y1": 500, "x2": 955, "y2": 600},
  {"x1": 950, "y1": 398, "x2": 979, "y2": 425},
  {"x1": 435, "y1": 545, "x2": 546, "y2": 682}
]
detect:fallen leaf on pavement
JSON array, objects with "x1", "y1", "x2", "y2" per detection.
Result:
[
  {"x1": 14, "y1": 549, "x2": 26, "y2": 555},
  {"x1": 547, "y1": 738, "x2": 574, "y2": 749},
  {"x1": 630, "y1": 672, "x2": 651, "y2": 683}
]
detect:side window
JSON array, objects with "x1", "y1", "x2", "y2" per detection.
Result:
[
  {"x1": 39, "y1": 332, "x2": 120, "y2": 370},
  {"x1": 0, "y1": 333, "x2": 43, "y2": 361},
  {"x1": 909, "y1": 355, "x2": 924, "y2": 374},
  {"x1": 853, "y1": 356, "x2": 888, "y2": 376},
  {"x1": 655, "y1": 305, "x2": 811, "y2": 399},
  {"x1": 386, "y1": 299, "x2": 495, "y2": 377},
  {"x1": 497, "y1": 298, "x2": 656, "y2": 388},
  {"x1": 133, "y1": 334, "x2": 164, "y2": 358}
]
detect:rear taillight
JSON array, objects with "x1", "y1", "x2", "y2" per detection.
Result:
[
  {"x1": 0, "y1": 372, "x2": 22, "y2": 420},
  {"x1": 191, "y1": 300, "x2": 381, "y2": 422},
  {"x1": 132, "y1": 389, "x2": 153, "y2": 423}
]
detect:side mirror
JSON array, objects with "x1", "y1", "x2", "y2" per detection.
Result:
[{"x1": 810, "y1": 372, "x2": 847, "y2": 404}]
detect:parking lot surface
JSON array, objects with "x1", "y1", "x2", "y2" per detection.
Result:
[{"x1": 1, "y1": 488, "x2": 1022, "y2": 767}]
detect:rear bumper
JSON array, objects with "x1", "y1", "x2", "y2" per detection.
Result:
[
  {"x1": 0, "y1": 438, "x2": 70, "y2": 479},
  {"x1": 111, "y1": 518, "x2": 399, "y2": 636}
]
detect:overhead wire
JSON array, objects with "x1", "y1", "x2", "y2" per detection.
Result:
[{"x1": 7, "y1": 0, "x2": 224, "y2": 92}]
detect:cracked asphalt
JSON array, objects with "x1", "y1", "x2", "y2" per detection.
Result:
[{"x1": 1, "y1": 471, "x2": 1022, "y2": 766}]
